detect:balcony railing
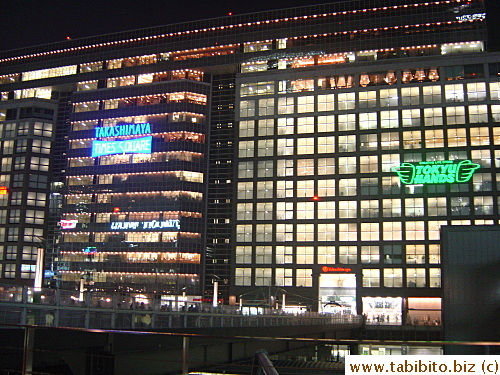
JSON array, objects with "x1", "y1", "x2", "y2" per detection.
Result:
[{"x1": 0, "y1": 284, "x2": 363, "y2": 331}]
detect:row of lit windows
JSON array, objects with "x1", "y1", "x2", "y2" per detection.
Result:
[
  {"x1": 240, "y1": 107, "x2": 500, "y2": 132},
  {"x1": 235, "y1": 244, "x2": 440, "y2": 265},
  {"x1": 59, "y1": 271, "x2": 198, "y2": 285},
  {"x1": 362, "y1": 268, "x2": 441, "y2": 288},
  {"x1": 238, "y1": 130, "x2": 497, "y2": 158},
  {"x1": 235, "y1": 267, "x2": 313, "y2": 287},
  {"x1": 241, "y1": 42, "x2": 484, "y2": 74},
  {"x1": 0, "y1": 47, "x2": 478, "y2": 96},
  {"x1": 0, "y1": 174, "x2": 47, "y2": 191},
  {"x1": 239, "y1": 85, "x2": 500, "y2": 117},
  {"x1": 62, "y1": 232, "x2": 201, "y2": 243},
  {"x1": 0, "y1": 156, "x2": 50, "y2": 172},
  {"x1": 0, "y1": 191, "x2": 47, "y2": 207},
  {"x1": 0, "y1": 247, "x2": 39, "y2": 268},
  {"x1": 235, "y1": 267, "x2": 441, "y2": 288},
  {"x1": 0, "y1": 209, "x2": 45, "y2": 228},
  {"x1": 1, "y1": 263, "x2": 36, "y2": 279},
  {"x1": 241, "y1": 79, "x2": 496, "y2": 100},
  {"x1": 0, "y1": 226, "x2": 43, "y2": 242},
  {"x1": 235, "y1": 195, "x2": 495, "y2": 220},
  {"x1": 74, "y1": 70, "x2": 204, "y2": 91},
  {"x1": 0, "y1": 245, "x2": 40, "y2": 261},
  {"x1": 72, "y1": 114, "x2": 205, "y2": 129},
  {"x1": 67, "y1": 171, "x2": 204, "y2": 186},
  {"x1": 0, "y1": 139, "x2": 51, "y2": 156},
  {"x1": 71, "y1": 113, "x2": 205, "y2": 131},
  {"x1": 0, "y1": 63, "x2": 203, "y2": 83},
  {"x1": 68, "y1": 151, "x2": 204, "y2": 168},
  {"x1": 73, "y1": 92, "x2": 206, "y2": 112},
  {"x1": 235, "y1": 220, "x2": 495, "y2": 243},
  {"x1": 236, "y1": 174, "x2": 497, "y2": 201},
  {"x1": 63, "y1": 211, "x2": 202, "y2": 223},
  {"x1": 236, "y1": 154, "x2": 494, "y2": 181},
  {"x1": 0, "y1": 42, "x2": 480, "y2": 92},
  {"x1": 0, "y1": 121, "x2": 53, "y2": 138},
  {"x1": 65, "y1": 191, "x2": 203, "y2": 205},
  {"x1": 59, "y1": 251, "x2": 201, "y2": 264},
  {"x1": 242, "y1": 68, "x2": 448, "y2": 94}
]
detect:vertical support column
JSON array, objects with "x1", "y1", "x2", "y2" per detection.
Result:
[
  {"x1": 212, "y1": 280, "x2": 218, "y2": 308},
  {"x1": 182, "y1": 336, "x2": 189, "y2": 375},
  {"x1": 22, "y1": 327, "x2": 35, "y2": 375}
]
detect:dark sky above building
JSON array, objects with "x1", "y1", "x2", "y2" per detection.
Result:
[
  {"x1": 0, "y1": 0, "x2": 339, "y2": 52},
  {"x1": 1, "y1": 0, "x2": 499, "y2": 53}
]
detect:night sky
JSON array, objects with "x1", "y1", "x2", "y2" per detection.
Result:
[
  {"x1": 1, "y1": 0, "x2": 499, "y2": 53},
  {"x1": 0, "y1": 0, "x2": 336, "y2": 52}
]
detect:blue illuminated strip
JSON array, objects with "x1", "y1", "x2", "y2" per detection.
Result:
[{"x1": 91, "y1": 136, "x2": 153, "y2": 157}]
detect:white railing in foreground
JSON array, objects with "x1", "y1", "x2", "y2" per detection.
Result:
[{"x1": 0, "y1": 284, "x2": 363, "y2": 330}]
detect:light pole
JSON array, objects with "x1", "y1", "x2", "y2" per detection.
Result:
[
  {"x1": 207, "y1": 274, "x2": 220, "y2": 308},
  {"x1": 31, "y1": 236, "x2": 46, "y2": 291}
]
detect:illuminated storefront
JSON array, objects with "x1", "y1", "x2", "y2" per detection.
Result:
[{"x1": 319, "y1": 268, "x2": 356, "y2": 315}]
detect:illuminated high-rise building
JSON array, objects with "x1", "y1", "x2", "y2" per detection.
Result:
[{"x1": 0, "y1": 1, "x2": 498, "y2": 338}]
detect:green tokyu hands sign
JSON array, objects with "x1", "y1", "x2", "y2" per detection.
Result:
[{"x1": 392, "y1": 160, "x2": 480, "y2": 185}]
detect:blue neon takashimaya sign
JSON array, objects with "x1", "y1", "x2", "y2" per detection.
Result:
[
  {"x1": 95, "y1": 123, "x2": 152, "y2": 138},
  {"x1": 91, "y1": 123, "x2": 153, "y2": 157}
]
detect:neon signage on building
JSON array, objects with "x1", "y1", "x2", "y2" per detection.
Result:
[
  {"x1": 91, "y1": 123, "x2": 153, "y2": 157},
  {"x1": 94, "y1": 123, "x2": 151, "y2": 138},
  {"x1": 60, "y1": 220, "x2": 78, "y2": 229},
  {"x1": 91, "y1": 136, "x2": 152, "y2": 157},
  {"x1": 110, "y1": 219, "x2": 181, "y2": 231},
  {"x1": 455, "y1": 13, "x2": 486, "y2": 22},
  {"x1": 321, "y1": 266, "x2": 352, "y2": 273},
  {"x1": 392, "y1": 160, "x2": 480, "y2": 185}
]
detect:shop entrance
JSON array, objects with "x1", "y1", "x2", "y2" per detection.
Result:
[
  {"x1": 318, "y1": 273, "x2": 356, "y2": 314},
  {"x1": 362, "y1": 297, "x2": 402, "y2": 325}
]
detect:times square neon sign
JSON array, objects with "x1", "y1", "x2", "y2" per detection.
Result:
[
  {"x1": 392, "y1": 160, "x2": 480, "y2": 185},
  {"x1": 91, "y1": 123, "x2": 152, "y2": 157}
]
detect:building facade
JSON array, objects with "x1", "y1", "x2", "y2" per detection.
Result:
[{"x1": 0, "y1": 0, "x2": 497, "y2": 324}]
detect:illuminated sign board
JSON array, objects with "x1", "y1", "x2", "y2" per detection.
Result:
[
  {"x1": 44, "y1": 270, "x2": 55, "y2": 278},
  {"x1": 110, "y1": 219, "x2": 181, "y2": 231},
  {"x1": 456, "y1": 13, "x2": 486, "y2": 22},
  {"x1": 321, "y1": 266, "x2": 353, "y2": 273},
  {"x1": 94, "y1": 123, "x2": 151, "y2": 138},
  {"x1": 91, "y1": 136, "x2": 152, "y2": 157},
  {"x1": 83, "y1": 247, "x2": 97, "y2": 253},
  {"x1": 60, "y1": 220, "x2": 78, "y2": 229},
  {"x1": 392, "y1": 160, "x2": 480, "y2": 185}
]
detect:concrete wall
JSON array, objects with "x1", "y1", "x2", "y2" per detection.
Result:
[{"x1": 441, "y1": 225, "x2": 500, "y2": 355}]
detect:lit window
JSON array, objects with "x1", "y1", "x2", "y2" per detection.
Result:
[
  {"x1": 362, "y1": 269, "x2": 380, "y2": 287},
  {"x1": 383, "y1": 268, "x2": 403, "y2": 287},
  {"x1": 361, "y1": 246, "x2": 379, "y2": 264},
  {"x1": 407, "y1": 268, "x2": 426, "y2": 287}
]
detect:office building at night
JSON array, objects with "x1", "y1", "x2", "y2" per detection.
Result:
[{"x1": 0, "y1": 0, "x2": 498, "y2": 332}]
